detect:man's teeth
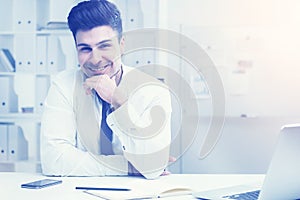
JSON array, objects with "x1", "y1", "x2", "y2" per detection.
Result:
[
  {"x1": 90, "y1": 64, "x2": 111, "y2": 71},
  {"x1": 91, "y1": 68, "x2": 103, "y2": 71}
]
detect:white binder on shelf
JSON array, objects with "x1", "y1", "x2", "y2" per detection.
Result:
[
  {"x1": 47, "y1": 36, "x2": 65, "y2": 73},
  {"x1": 122, "y1": 50, "x2": 144, "y2": 67},
  {"x1": 36, "y1": 123, "x2": 41, "y2": 161},
  {"x1": 35, "y1": 76, "x2": 50, "y2": 113},
  {"x1": 15, "y1": 35, "x2": 36, "y2": 73},
  {"x1": 123, "y1": 0, "x2": 143, "y2": 31},
  {"x1": 12, "y1": 0, "x2": 36, "y2": 32},
  {"x1": 36, "y1": 36, "x2": 48, "y2": 73},
  {"x1": 0, "y1": 124, "x2": 8, "y2": 161},
  {"x1": 0, "y1": 76, "x2": 18, "y2": 113},
  {"x1": 7, "y1": 125, "x2": 28, "y2": 161},
  {"x1": 58, "y1": 36, "x2": 77, "y2": 70},
  {"x1": 0, "y1": 76, "x2": 9, "y2": 113}
]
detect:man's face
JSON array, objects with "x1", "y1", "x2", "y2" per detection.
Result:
[{"x1": 75, "y1": 25, "x2": 124, "y2": 78}]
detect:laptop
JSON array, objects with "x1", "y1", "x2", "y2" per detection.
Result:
[{"x1": 193, "y1": 124, "x2": 300, "y2": 200}]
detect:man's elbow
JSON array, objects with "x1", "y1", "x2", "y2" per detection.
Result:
[
  {"x1": 40, "y1": 146, "x2": 69, "y2": 176},
  {"x1": 125, "y1": 151, "x2": 169, "y2": 179},
  {"x1": 40, "y1": 154, "x2": 62, "y2": 176},
  {"x1": 142, "y1": 169, "x2": 165, "y2": 179}
]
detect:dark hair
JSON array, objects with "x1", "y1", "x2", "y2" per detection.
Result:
[{"x1": 67, "y1": 0, "x2": 123, "y2": 41}]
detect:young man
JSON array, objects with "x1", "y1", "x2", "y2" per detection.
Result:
[{"x1": 40, "y1": 0, "x2": 172, "y2": 179}]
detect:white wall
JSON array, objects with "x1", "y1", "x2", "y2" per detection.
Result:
[{"x1": 157, "y1": 0, "x2": 300, "y2": 173}]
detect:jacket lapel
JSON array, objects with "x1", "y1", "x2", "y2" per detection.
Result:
[{"x1": 73, "y1": 70, "x2": 101, "y2": 154}]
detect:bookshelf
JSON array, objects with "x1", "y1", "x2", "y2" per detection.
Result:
[{"x1": 0, "y1": 0, "x2": 77, "y2": 172}]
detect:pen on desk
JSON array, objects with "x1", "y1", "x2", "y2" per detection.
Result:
[{"x1": 75, "y1": 186, "x2": 131, "y2": 191}]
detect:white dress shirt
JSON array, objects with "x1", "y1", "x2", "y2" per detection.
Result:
[{"x1": 40, "y1": 65, "x2": 172, "y2": 179}]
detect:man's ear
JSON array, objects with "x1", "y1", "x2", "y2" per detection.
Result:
[{"x1": 119, "y1": 36, "x2": 125, "y2": 55}]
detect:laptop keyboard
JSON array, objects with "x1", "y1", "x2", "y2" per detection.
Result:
[{"x1": 222, "y1": 190, "x2": 260, "y2": 200}]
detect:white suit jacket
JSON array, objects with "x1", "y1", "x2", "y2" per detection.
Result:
[{"x1": 40, "y1": 65, "x2": 172, "y2": 179}]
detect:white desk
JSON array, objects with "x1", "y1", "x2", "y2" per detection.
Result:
[{"x1": 0, "y1": 172, "x2": 264, "y2": 200}]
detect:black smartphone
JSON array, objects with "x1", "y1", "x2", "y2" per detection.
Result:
[{"x1": 21, "y1": 179, "x2": 62, "y2": 189}]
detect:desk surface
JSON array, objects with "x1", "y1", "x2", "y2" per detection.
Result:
[{"x1": 0, "y1": 172, "x2": 264, "y2": 200}]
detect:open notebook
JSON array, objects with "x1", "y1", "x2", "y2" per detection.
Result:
[{"x1": 82, "y1": 178, "x2": 193, "y2": 199}]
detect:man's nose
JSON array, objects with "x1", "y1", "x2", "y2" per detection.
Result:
[{"x1": 88, "y1": 48, "x2": 103, "y2": 65}]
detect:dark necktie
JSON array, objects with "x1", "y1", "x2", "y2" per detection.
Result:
[{"x1": 99, "y1": 97, "x2": 114, "y2": 155}]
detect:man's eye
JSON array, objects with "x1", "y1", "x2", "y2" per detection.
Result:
[
  {"x1": 98, "y1": 43, "x2": 111, "y2": 49},
  {"x1": 79, "y1": 47, "x2": 92, "y2": 53}
]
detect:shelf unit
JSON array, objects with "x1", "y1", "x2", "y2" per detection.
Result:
[{"x1": 0, "y1": 0, "x2": 76, "y2": 172}]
